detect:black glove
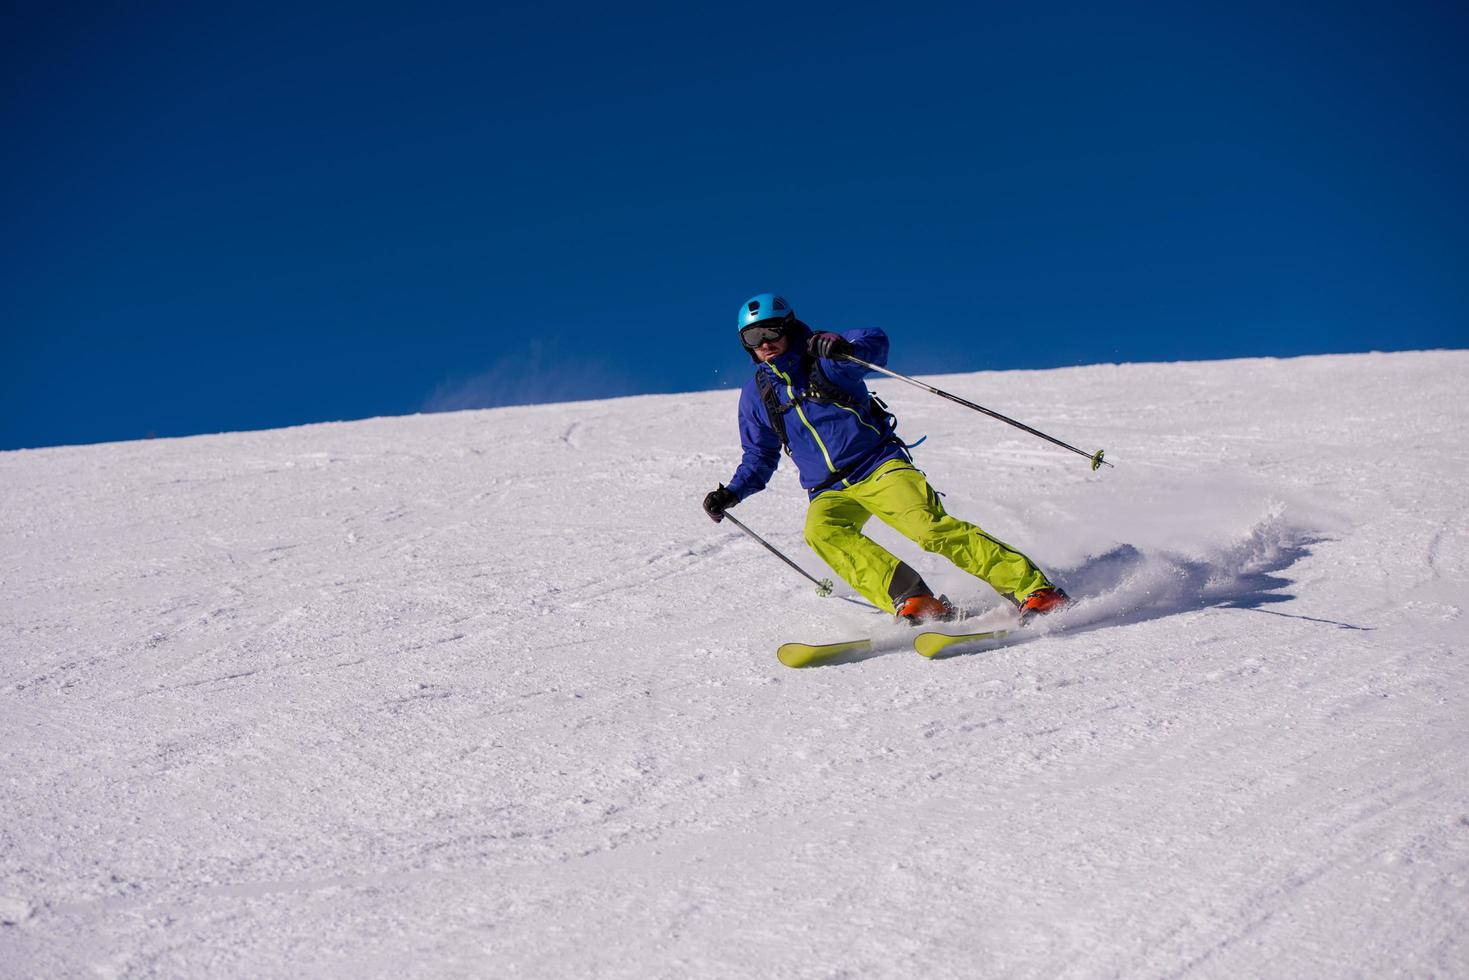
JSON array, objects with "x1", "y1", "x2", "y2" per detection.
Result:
[
  {"x1": 703, "y1": 484, "x2": 738, "y2": 523},
  {"x1": 808, "y1": 332, "x2": 853, "y2": 360}
]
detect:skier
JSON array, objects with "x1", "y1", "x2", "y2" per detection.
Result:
[{"x1": 702, "y1": 293, "x2": 1069, "y2": 625}]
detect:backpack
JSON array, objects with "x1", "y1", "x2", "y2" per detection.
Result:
[{"x1": 754, "y1": 357, "x2": 922, "y2": 489}]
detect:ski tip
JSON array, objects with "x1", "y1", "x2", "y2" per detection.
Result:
[
  {"x1": 913, "y1": 634, "x2": 948, "y2": 659},
  {"x1": 777, "y1": 644, "x2": 811, "y2": 668},
  {"x1": 777, "y1": 639, "x2": 870, "y2": 668}
]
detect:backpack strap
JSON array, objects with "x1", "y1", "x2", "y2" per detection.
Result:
[
  {"x1": 804, "y1": 358, "x2": 862, "y2": 410},
  {"x1": 807, "y1": 359, "x2": 926, "y2": 451},
  {"x1": 754, "y1": 366, "x2": 795, "y2": 456},
  {"x1": 754, "y1": 358, "x2": 925, "y2": 464}
]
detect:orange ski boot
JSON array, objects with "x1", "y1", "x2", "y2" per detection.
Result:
[
  {"x1": 896, "y1": 593, "x2": 957, "y2": 626},
  {"x1": 1017, "y1": 587, "x2": 1070, "y2": 623}
]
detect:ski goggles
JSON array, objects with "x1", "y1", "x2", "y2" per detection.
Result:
[{"x1": 740, "y1": 322, "x2": 791, "y2": 348}]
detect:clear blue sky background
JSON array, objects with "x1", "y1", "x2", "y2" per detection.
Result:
[{"x1": 3, "y1": 1, "x2": 1465, "y2": 450}]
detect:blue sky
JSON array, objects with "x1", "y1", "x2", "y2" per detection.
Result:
[{"x1": 3, "y1": 2, "x2": 1466, "y2": 450}]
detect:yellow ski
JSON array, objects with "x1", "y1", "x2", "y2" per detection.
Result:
[
  {"x1": 913, "y1": 628, "x2": 1011, "y2": 659},
  {"x1": 777, "y1": 638, "x2": 872, "y2": 668}
]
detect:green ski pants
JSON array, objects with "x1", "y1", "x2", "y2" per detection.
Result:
[{"x1": 803, "y1": 459, "x2": 1053, "y2": 614}]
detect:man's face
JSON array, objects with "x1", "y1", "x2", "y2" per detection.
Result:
[{"x1": 753, "y1": 333, "x2": 790, "y2": 362}]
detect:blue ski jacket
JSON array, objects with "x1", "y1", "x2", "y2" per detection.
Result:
[{"x1": 726, "y1": 326, "x2": 909, "y2": 502}]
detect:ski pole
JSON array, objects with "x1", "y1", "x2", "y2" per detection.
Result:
[
  {"x1": 721, "y1": 512, "x2": 835, "y2": 597},
  {"x1": 840, "y1": 354, "x2": 1113, "y2": 471}
]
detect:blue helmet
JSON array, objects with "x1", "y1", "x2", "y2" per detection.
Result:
[{"x1": 737, "y1": 293, "x2": 795, "y2": 331}]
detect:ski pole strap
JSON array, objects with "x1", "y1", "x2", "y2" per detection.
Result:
[{"x1": 839, "y1": 355, "x2": 1113, "y2": 470}]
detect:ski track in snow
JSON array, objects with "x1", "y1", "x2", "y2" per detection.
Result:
[{"x1": 2, "y1": 351, "x2": 1467, "y2": 978}]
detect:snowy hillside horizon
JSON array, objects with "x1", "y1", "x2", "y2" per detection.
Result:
[{"x1": 3, "y1": 350, "x2": 1467, "y2": 977}]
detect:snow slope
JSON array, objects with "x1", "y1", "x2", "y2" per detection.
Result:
[{"x1": 2, "y1": 350, "x2": 1467, "y2": 978}]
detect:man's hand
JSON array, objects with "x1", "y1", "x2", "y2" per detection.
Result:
[
  {"x1": 808, "y1": 332, "x2": 853, "y2": 360},
  {"x1": 703, "y1": 484, "x2": 738, "y2": 523}
]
